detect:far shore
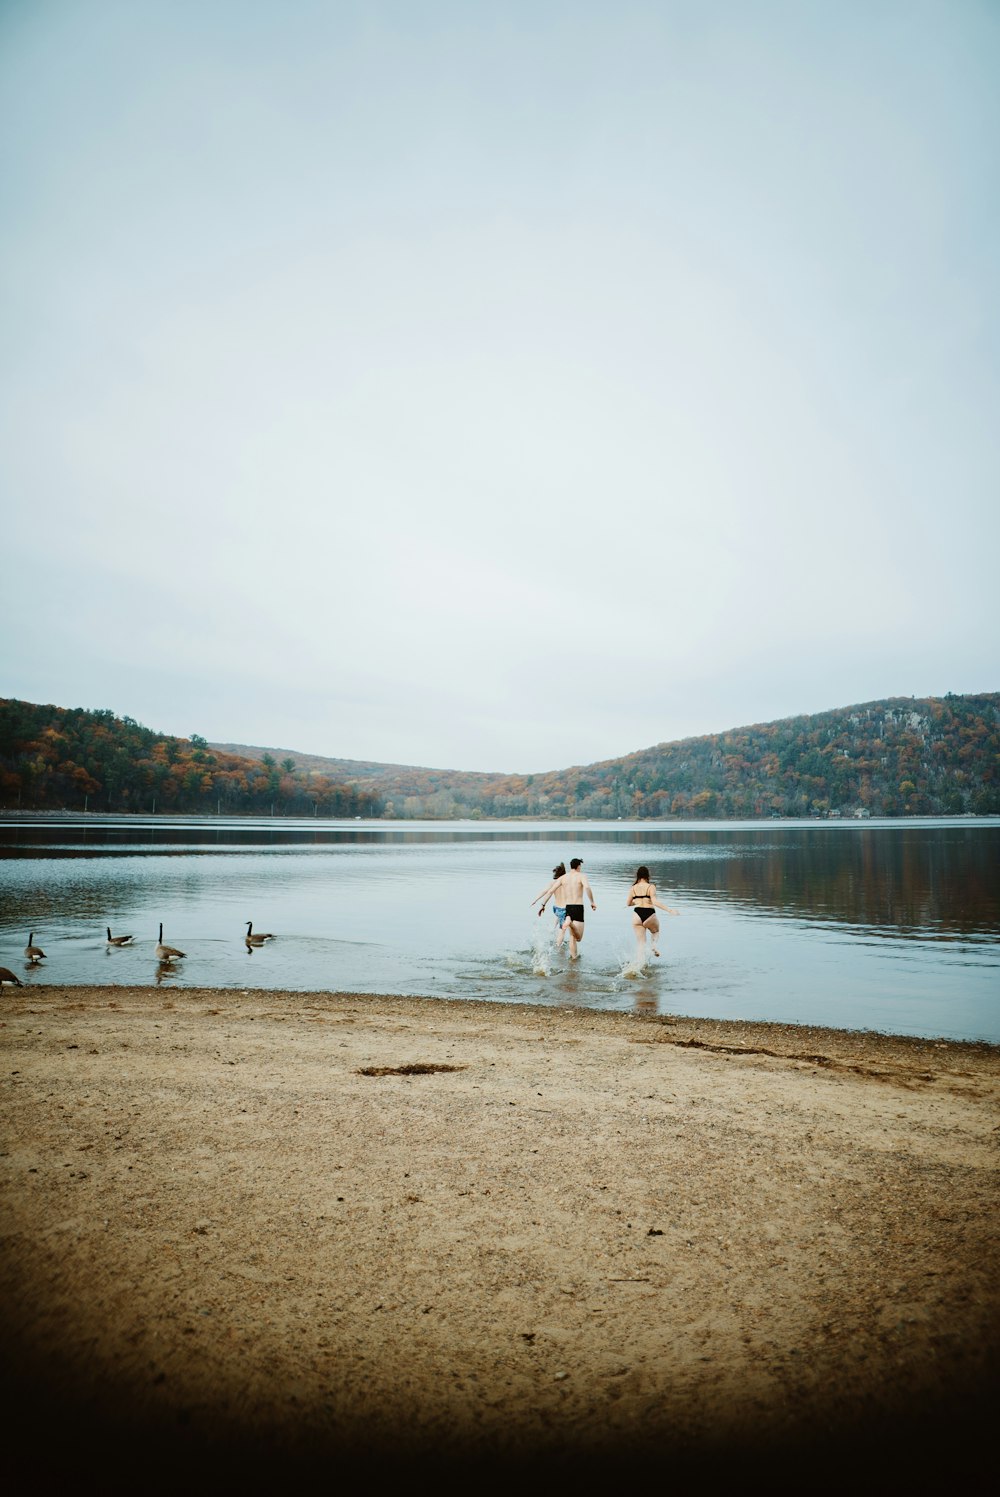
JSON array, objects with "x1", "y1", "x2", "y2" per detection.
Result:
[
  {"x1": 2, "y1": 807, "x2": 996, "y2": 823},
  {"x1": 2, "y1": 985, "x2": 998, "y2": 1491}
]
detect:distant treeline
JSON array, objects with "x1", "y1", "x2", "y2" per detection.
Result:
[
  {"x1": 2, "y1": 692, "x2": 997, "y2": 820},
  {"x1": 0, "y1": 700, "x2": 383, "y2": 817},
  {"x1": 221, "y1": 693, "x2": 1000, "y2": 819}
]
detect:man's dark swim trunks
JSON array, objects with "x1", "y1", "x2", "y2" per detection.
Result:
[{"x1": 565, "y1": 903, "x2": 585, "y2": 922}]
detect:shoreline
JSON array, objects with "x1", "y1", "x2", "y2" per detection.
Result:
[
  {"x1": 3, "y1": 985, "x2": 998, "y2": 1489},
  {"x1": 4, "y1": 980, "x2": 998, "y2": 1053},
  {"x1": 4, "y1": 808, "x2": 998, "y2": 823}
]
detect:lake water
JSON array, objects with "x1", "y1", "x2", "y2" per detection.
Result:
[{"x1": 1, "y1": 817, "x2": 998, "y2": 1043}]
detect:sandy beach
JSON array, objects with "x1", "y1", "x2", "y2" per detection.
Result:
[{"x1": 2, "y1": 983, "x2": 998, "y2": 1491}]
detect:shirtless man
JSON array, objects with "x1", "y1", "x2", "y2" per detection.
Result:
[{"x1": 561, "y1": 857, "x2": 596, "y2": 960}]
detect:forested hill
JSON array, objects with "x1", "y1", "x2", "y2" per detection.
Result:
[
  {"x1": 208, "y1": 742, "x2": 427, "y2": 781},
  {"x1": 0, "y1": 700, "x2": 382, "y2": 817},
  {"x1": 215, "y1": 693, "x2": 1000, "y2": 819},
  {"x1": 1, "y1": 693, "x2": 997, "y2": 819}
]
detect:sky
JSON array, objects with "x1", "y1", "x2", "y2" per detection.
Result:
[{"x1": 2, "y1": 0, "x2": 998, "y2": 773}]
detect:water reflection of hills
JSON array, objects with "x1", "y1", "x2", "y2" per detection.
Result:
[
  {"x1": 2, "y1": 820, "x2": 997, "y2": 942},
  {"x1": 657, "y1": 828, "x2": 999, "y2": 938},
  {"x1": 0, "y1": 823, "x2": 485, "y2": 855}
]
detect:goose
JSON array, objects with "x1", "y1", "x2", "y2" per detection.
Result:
[
  {"x1": 245, "y1": 921, "x2": 275, "y2": 946},
  {"x1": 0, "y1": 966, "x2": 23, "y2": 987},
  {"x1": 24, "y1": 933, "x2": 46, "y2": 963},
  {"x1": 107, "y1": 928, "x2": 134, "y2": 947},
  {"x1": 155, "y1": 923, "x2": 185, "y2": 962}
]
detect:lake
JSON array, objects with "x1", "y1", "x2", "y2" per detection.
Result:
[{"x1": 1, "y1": 816, "x2": 998, "y2": 1042}]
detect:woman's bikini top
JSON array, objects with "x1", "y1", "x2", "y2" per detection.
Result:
[{"x1": 630, "y1": 884, "x2": 655, "y2": 907}]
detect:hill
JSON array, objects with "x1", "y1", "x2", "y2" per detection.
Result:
[
  {"x1": 212, "y1": 692, "x2": 1000, "y2": 819},
  {"x1": 0, "y1": 701, "x2": 382, "y2": 817},
  {"x1": 208, "y1": 742, "x2": 428, "y2": 781},
  {"x1": 2, "y1": 693, "x2": 996, "y2": 819}
]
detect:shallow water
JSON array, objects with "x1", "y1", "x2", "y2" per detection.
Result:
[{"x1": 1, "y1": 816, "x2": 998, "y2": 1041}]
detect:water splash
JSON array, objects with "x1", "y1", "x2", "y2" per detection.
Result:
[
  {"x1": 617, "y1": 949, "x2": 649, "y2": 981},
  {"x1": 530, "y1": 932, "x2": 552, "y2": 977},
  {"x1": 502, "y1": 935, "x2": 553, "y2": 977}
]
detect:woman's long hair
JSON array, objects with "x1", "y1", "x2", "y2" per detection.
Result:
[
  {"x1": 552, "y1": 862, "x2": 566, "y2": 878},
  {"x1": 634, "y1": 865, "x2": 651, "y2": 883}
]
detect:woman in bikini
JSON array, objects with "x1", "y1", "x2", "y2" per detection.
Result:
[
  {"x1": 627, "y1": 865, "x2": 678, "y2": 962},
  {"x1": 531, "y1": 863, "x2": 569, "y2": 945}
]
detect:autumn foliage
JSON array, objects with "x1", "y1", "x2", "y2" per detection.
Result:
[
  {"x1": 2, "y1": 693, "x2": 997, "y2": 819},
  {"x1": 217, "y1": 694, "x2": 1000, "y2": 819},
  {"x1": 0, "y1": 701, "x2": 382, "y2": 817}
]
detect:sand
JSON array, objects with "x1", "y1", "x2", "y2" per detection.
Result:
[{"x1": 2, "y1": 983, "x2": 998, "y2": 1492}]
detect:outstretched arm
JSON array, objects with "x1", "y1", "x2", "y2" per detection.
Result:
[
  {"x1": 530, "y1": 880, "x2": 557, "y2": 907},
  {"x1": 584, "y1": 878, "x2": 596, "y2": 910},
  {"x1": 653, "y1": 897, "x2": 679, "y2": 915}
]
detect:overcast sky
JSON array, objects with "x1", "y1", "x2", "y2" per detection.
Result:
[{"x1": 2, "y1": 1, "x2": 997, "y2": 772}]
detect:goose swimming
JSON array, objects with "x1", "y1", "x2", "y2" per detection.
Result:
[{"x1": 155, "y1": 923, "x2": 185, "y2": 962}]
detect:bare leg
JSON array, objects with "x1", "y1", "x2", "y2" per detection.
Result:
[
  {"x1": 633, "y1": 915, "x2": 647, "y2": 962},
  {"x1": 555, "y1": 915, "x2": 565, "y2": 948},
  {"x1": 566, "y1": 920, "x2": 583, "y2": 959},
  {"x1": 648, "y1": 916, "x2": 661, "y2": 957}
]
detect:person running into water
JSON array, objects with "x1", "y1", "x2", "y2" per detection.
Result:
[
  {"x1": 530, "y1": 863, "x2": 569, "y2": 945},
  {"x1": 561, "y1": 857, "x2": 596, "y2": 960},
  {"x1": 626, "y1": 865, "x2": 678, "y2": 962}
]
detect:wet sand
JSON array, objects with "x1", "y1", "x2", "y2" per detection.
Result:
[{"x1": 2, "y1": 984, "x2": 998, "y2": 1492}]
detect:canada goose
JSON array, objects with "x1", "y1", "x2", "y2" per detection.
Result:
[
  {"x1": 245, "y1": 921, "x2": 275, "y2": 946},
  {"x1": 107, "y1": 928, "x2": 134, "y2": 946},
  {"x1": 0, "y1": 967, "x2": 23, "y2": 987},
  {"x1": 155, "y1": 923, "x2": 185, "y2": 962},
  {"x1": 24, "y1": 933, "x2": 45, "y2": 963}
]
